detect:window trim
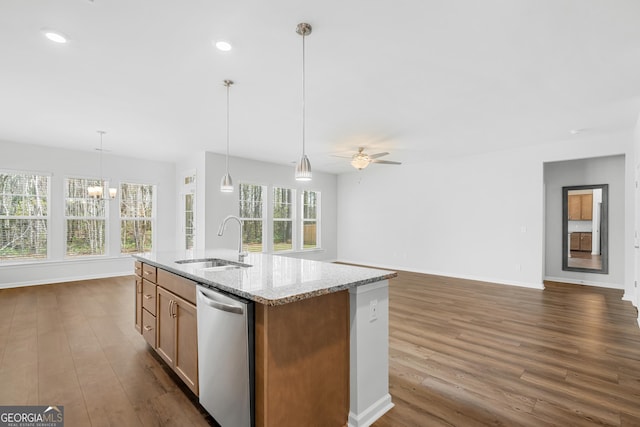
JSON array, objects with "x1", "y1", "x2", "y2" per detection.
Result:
[
  {"x1": 301, "y1": 190, "x2": 321, "y2": 251},
  {"x1": 180, "y1": 170, "x2": 197, "y2": 254},
  {"x1": 119, "y1": 181, "x2": 156, "y2": 255},
  {"x1": 0, "y1": 169, "x2": 51, "y2": 262},
  {"x1": 237, "y1": 182, "x2": 321, "y2": 254},
  {"x1": 239, "y1": 182, "x2": 267, "y2": 253},
  {"x1": 63, "y1": 176, "x2": 109, "y2": 259},
  {"x1": 272, "y1": 186, "x2": 296, "y2": 253}
]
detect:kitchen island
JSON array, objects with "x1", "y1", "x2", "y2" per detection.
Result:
[{"x1": 133, "y1": 250, "x2": 397, "y2": 427}]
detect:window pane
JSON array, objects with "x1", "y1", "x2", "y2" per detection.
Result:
[
  {"x1": 303, "y1": 221, "x2": 317, "y2": 248},
  {"x1": 0, "y1": 174, "x2": 48, "y2": 217},
  {"x1": 273, "y1": 188, "x2": 292, "y2": 219},
  {"x1": 0, "y1": 219, "x2": 47, "y2": 260},
  {"x1": 120, "y1": 183, "x2": 154, "y2": 218},
  {"x1": 303, "y1": 190, "x2": 317, "y2": 219},
  {"x1": 273, "y1": 221, "x2": 292, "y2": 251},
  {"x1": 66, "y1": 219, "x2": 105, "y2": 256},
  {"x1": 121, "y1": 220, "x2": 153, "y2": 253},
  {"x1": 242, "y1": 219, "x2": 262, "y2": 253},
  {"x1": 65, "y1": 178, "x2": 105, "y2": 217},
  {"x1": 239, "y1": 184, "x2": 263, "y2": 219}
]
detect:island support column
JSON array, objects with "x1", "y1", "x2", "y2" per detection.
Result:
[{"x1": 348, "y1": 280, "x2": 394, "y2": 426}]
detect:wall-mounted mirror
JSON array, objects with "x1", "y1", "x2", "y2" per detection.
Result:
[{"x1": 562, "y1": 184, "x2": 608, "y2": 274}]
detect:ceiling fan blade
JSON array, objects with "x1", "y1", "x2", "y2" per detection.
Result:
[
  {"x1": 371, "y1": 160, "x2": 401, "y2": 165},
  {"x1": 330, "y1": 154, "x2": 353, "y2": 159},
  {"x1": 368, "y1": 152, "x2": 389, "y2": 159}
]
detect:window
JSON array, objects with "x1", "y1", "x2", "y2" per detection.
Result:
[
  {"x1": 273, "y1": 187, "x2": 294, "y2": 252},
  {"x1": 181, "y1": 172, "x2": 196, "y2": 253},
  {"x1": 120, "y1": 182, "x2": 154, "y2": 254},
  {"x1": 0, "y1": 171, "x2": 49, "y2": 261},
  {"x1": 184, "y1": 192, "x2": 195, "y2": 251},
  {"x1": 65, "y1": 177, "x2": 106, "y2": 256},
  {"x1": 302, "y1": 190, "x2": 320, "y2": 249},
  {"x1": 239, "y1": 183, "x2": 265, "y2": 252}
]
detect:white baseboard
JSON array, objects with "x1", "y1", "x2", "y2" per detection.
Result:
[
  {"x1": 348, "y1": 394, "x2": 394, "y2": 427},
  {"x1": 337, "y1": 259, "x2": 544, "y2": 290},
  {"x1": 543, "y1": 275, "x2": 624, "y2": 290},
  {"x1": 0, "y1": 271, "x2": 132, "y2": 289}
]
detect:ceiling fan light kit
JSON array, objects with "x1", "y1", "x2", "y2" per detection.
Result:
[
  {"x1": 295, "y1": 22, "x2": 313, "y2": 182},
  {"x1": 351, "y1": 153, "x2": 371, "y2": 170},
  {"x1": 347, "y1": 147, "x2": 402, "y2": 170}
]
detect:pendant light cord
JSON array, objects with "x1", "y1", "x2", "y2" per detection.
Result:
[
  {"x1": 301, "y1": 31, "x2": 306, "y2": 157},
  {"x1": 226, "y1": 81, "x2": 230, "y2": 173},
  {"x1": 98, "y1": 131, "x2": 105, "y2": 187}
]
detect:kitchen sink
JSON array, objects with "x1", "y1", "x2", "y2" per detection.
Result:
[{"x1": 174, "y1": 258, "x2": 251, "y2": 271}]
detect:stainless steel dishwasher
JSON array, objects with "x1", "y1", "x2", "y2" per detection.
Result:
[{"x1": 196, "y1": 285, "x2": 254, "y2": 427}]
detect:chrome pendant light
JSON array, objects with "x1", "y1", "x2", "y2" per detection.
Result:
[
  {"x1": 295, "y1": 23, "x2": 312, "y2": 181},
  {"x1": 220, "y1": 79, "x2": 234, "y2": 193},
  {"x1": 88, "y1": 130, "x2": 117, "y2": 199}
]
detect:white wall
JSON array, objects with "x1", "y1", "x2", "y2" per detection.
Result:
[
  {"x1": 176, "y1": 152, "x2": 338, "y2": 261},
  {"x1": 0, "y1": 140, "x2": 176, "y2": 287},
  {"x1": 337, "y1": 132, "x2": 634, "y2": 295},
  {"x1": 544, "y1": 155, "x2": 625, "y2": 288}
]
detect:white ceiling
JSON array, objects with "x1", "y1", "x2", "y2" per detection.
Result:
[{"x1": 1, "y1": 1, "x2": 640, "y2": 174}]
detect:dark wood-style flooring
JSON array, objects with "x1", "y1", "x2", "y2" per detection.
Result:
[
  {"x1": 1, "y1": 272, "x2": 639, "y2": 426},
  {"x1": 374, "y1": 273, "x2": 640, "y2": 427}
]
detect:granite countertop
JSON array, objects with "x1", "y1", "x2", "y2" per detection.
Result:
[{"x1": 132, "y1": 250, "x2": 397, "y2": 306}]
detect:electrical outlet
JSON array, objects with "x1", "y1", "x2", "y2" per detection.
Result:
[{"x1": 369, "y1": 299, "x2": 378, "y2": 322}]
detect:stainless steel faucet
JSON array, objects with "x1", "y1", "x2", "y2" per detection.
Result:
[{"x1": 217, "y1": 215, "x2": 248, "y2": 257}]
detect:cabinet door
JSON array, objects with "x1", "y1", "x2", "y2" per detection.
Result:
[
  {"x1": 135, "y1": 277, "x2": 143, "y2": 333},
  {"x1": 174, "y1": 296, "x2": 199, "y2": 396},
  {"x1": 581, "y1": 233, "x2": 592, "y2": 252},
  {"x1": 568, "y1": 195, "x2": 581, "y2": 220},
  {"x1": 570, "y1": 233, "x2": 580, "y2": 251},
  {"x1": 581, "y1": 194, "x2": 593, "y2": 220},
  {"x1": 156, "y1": 287, "x2": 176, "y2": 366}
]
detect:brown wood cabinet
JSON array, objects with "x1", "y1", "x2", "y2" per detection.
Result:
[
  {"x1": 134, "y1": 262, "x2": 199, "y2": 397},
  {"x1": 156, "y1": 286, "x2": 199, "y2": 395},
  {"x1": 568, "y1": 194, "x2": 593, "y2": 220},
  {"x1": 570, "y1": 232, "x2": 592, "y2": 252}
]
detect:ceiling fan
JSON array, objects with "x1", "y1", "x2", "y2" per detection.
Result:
[{"x1": 333, "y1": 147, "x2": 402, "y2": 170}]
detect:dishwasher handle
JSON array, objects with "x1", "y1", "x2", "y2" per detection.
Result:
[{"x1": 198, "y1": 290, "x2": 244, "y2": 314}]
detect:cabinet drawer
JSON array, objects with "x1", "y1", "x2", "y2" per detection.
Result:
[
  {"x1": 142, "y1": 279, "x2": 157, "y2": 315},
  {"x1": 142, "y1": 309, "x2": 156, "y2": 348},
  {"x1": 142, "y1": 263, "x2": 157, "y2": 283},
  {"x1": 134, "y1": 261, "x2": 142, "y2": 277},
  {"x1": 157, "y1": 269, "x2": 197, "y2": 305}
]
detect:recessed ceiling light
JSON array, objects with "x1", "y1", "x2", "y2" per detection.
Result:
[
  {"x1": 214, "y1": 40, "x2": 232, "y2": 52},
  {"x1": 42, "y1": 29, "x2": 68, "y2": 44}
]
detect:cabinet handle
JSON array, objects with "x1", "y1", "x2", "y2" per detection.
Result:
[
  {"x1": 168, "y1": 300, "x2": 174, "y2": 317},
  {"x1": 144, "y1": 271, "x2": 152, "y2": 276},
  {"x1": 143, "y1": 325, "x2": 153, "y2": 332},
  {"x1": 172, "y1": 300, "x2": 177, "y2": 318},
  {"x1": 144, "y1": 294, "x2": 153, "y2": 300}
]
